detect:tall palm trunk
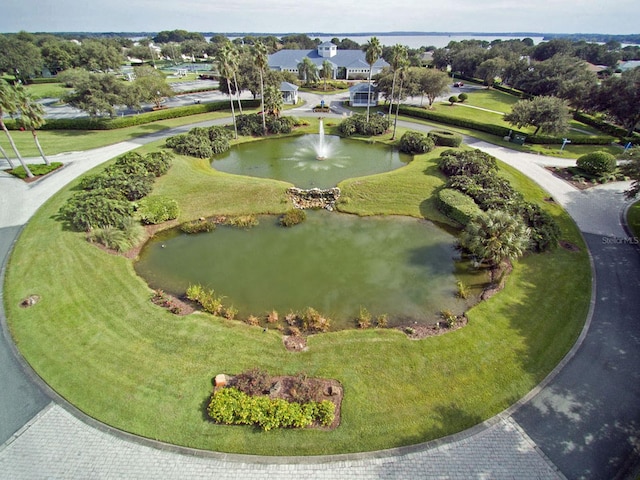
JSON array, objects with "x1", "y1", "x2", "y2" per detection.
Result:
[
  {"x1": 392, "y1": 74, "x2": 405, "y2": 140},
  {"x1": 366, "y1": 67, "x2": 373, "y2": 122},
  {"x1": 31, "y1": 129, "x2": 50, "y2": 165},
  {"x1": 0, "y1": 119, "x2": 33, "y2": 177},
  {"x1": 259, "y1": 70, "x2": 266, "y2": 134},
  {"x1": 233, "y1": 73, "x2": 243, "y2": 115},
  {"x1": 0, "y1": 143, "x2": 15, "y2": 169},
  {"x1": 388, "y1": 70, "x2": 398, "y2": 117},
  {"x1": 226, "y1": 78, "x2": 238, "y2": 139}
]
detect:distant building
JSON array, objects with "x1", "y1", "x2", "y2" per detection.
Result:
[
  {"x1": 349, "y1": 82, "x2": 380, "y2": 107},
  {"x1": 619, "y1": 60, "x2": 640, "y2": 72},
  {"x1": 268, "y1": 41, "x2": 389, "y2": 80},
  {"x1": 280, "y1": 81, "x2": 299, "y2": 104}
]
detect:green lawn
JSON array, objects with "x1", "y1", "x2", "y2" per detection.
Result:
[
  {"x1": 4, "y1": 133, "x2": 591, "y2": 455},
  {"x1": 1, "y1": 109, "x2": 253, "y2": 158},
  {"x1": 24, "y1": 82, "x2": 70, "y2": 100}
]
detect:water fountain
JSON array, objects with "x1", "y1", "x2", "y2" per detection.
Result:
[{"x1": 315, "y1": 118, "x2": 329, "y2": 160}]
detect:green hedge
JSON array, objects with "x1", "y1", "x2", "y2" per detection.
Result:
[
  {"x1": 5, "y1": 99, "x2": 261, "y2": 131},
  {"x1": 207, "y1": 387, "x2": 335, "y2": 431},
  {"x1": 437, "y1": 188, "x2": 482, "y2": 226},
  {"x1": 30, "y1": 77, "x2": 61, "y2": 84},
  {"x1": 573, "y1": 111, "x2": 640, "y2": 142},
  {"x1": 428, "y1": 129, "x2": 463, "y2": 147},
  {"x1": 398, "y1": 105, "x2": 615, "y2": 145}
]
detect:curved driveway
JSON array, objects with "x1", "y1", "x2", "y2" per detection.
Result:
[{"x1": 0, "y1": 97, "x2": 639, "y2": 479}]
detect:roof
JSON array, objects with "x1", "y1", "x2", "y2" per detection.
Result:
[
  {"x1": 280, "y1": 81, "x2": 299, "y2": 92},
  {"x1": 619, "y1": 60, "x2": 640, "y2": 72},
  {"x1": 318, "y1": 41, "x2": 335, "y2": 48},
  {"x1": 349, "y1": 82, "x2": 377, "y2": 93},
  {"x1": 269, "y1": 49, "x2": 389, "y2": 71}
]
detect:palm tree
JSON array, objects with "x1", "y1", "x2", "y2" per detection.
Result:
[
  {"x1": 391, "y1": 59, "x2": 409, "y2": 140},
  {"x1": 216, "y1": 46, "x2": 238, "y2": 139},
  {"x1": 387, "y1": 44, "x2": 408, "y2": 117},
  {"x1": 263, "y1": 84, "x2": 283, "y2": 117},
  {"x1": 459, "y1": 210, "x2": 530, "y2": 267},
  {"x1": 228, "y1": 42, "x2": 244, "y2": 115},
  {"x1": 321, "y1": 60, "x2": 333, "y2": 91},
  {"x1": 297, "y1": 57, "x2": 317, "y2": 86},
  {"x1": 0, "y1": 80, "x2": 33, "y2": 178},
  {"x1": 15, "y1": 84, "x2": 50, "y2": 165},
  {"x1": 253, "y1": 41, "x2": 269, "y2": 135},
  {"x1": 364, "y1": 37, "x2": 382, "y2": 122}
]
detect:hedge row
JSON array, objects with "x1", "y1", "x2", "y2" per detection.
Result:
[
  {"x1": 398, "y1": 105, "x2": 615, "y2": 145},
  {"x1": 573, "y1": 111, "x2": 640, "y2": 142},
  {"x1": 5, "y1": 99, "x2": 261, "y2": 131},
  {"x1": 437, "y1": 188, "x2": 482, "y2": 226}
]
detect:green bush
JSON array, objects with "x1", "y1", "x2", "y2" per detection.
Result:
[
  {"x1": 448, "y1": 96, "x2": 459, "y2": 105},
  {"x1": 428, "y1": 130, "x2": 463, "y2": 147},
  {"x1": 141, "y1": 151, "x2": 174, "y2": 177},
  {"x1": 439, "y1": 149, "x2": 560, "y2": 252},
  {"x1": 338, "y1": 113, "x2": 389, "y2": 137},
  {"x1": 59, "y1": 189, "x2": 135, "y2": 231},
  {"x1": 167, "y1": 133, "x2": 214, "y2": 158},
  {"x1": 398, "y1": 131, "x2": 435, "y2": 154},
  {"x1": 437, "y1": 188, "x2": 482, "y2": 226},
  {"x1": 457, "y1": 93, "x2": 468, "y2": 102},
  {"x1": 207, "y1": 387, "x2": 335, "y2": 431},
  {"x1": 438, "y1": 149, "x2": 498, "y2": 177},
  {"x1": 87, "y1": 217, "x2": 145, "y2": 252},
  {"x1": 137, "y1": 196, "x2": 179, "y2": 225},
  {"x1": 280, "y1": 209, "x2": 306, "y2": 227},
  {"x1": 576, "y1": 151, "x2": 617, "y2": 176},
  {"x1": 80, "y1": 170, "x2": 155, "y2": 201},
  {"x1": 180, "y1": 218, "x2": 216, "y2": 233}
]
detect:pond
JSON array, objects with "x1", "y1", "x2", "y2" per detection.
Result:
[
  {"x1": 135, "y1": 211, "x2": 487, "y2": 330},
  {"x1": 211, "y1": 134, "x2": 411, "y2": 188}
]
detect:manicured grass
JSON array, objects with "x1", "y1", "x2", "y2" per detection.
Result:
[
  {"x1": 627, "y1": 200, "x2": 640, "y2": 239},
  {"x1": 24, "y1": 82, "x2": 70, "y2": 100},
  {"x1": 2, "y1": 109, "x2": 252, "y2": 158},
  {"x1": 4, "y1": 133, "x2": 590, "y2": 455}
]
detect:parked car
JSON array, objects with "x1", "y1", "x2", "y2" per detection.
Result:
[{"x1": 453, "y1": 82, "x2": 464, "y2": 87}]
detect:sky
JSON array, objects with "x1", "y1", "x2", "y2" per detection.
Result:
[{"x1": 1, "y1": 0, "x2": 638, "y2": 35}]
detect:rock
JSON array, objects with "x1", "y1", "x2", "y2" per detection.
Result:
[
  {"x1": 214, "y1": 374, "x2": 228, "y2": 387},
  {"x1": 269, "y1": 380, "x2": 282, "y2": 395}
]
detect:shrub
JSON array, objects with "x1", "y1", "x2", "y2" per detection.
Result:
[
  {"x1": 576, "y1": 151, "x2": 617, "y2": 176},
  {"x1": 437, "y1": 188, "x2": 482, "y2": 226},
  {"x1": 179, "y1": 218, "x2": 216, "y2": 234},
  {"x1": 167, "y1": 133, "x2": 213, "y2": 158},
  {"x1": 59, "y1": 189, "x2": 135, "y2": 231},
  {"x1": 142, "y1": 151, "x2": 174, "y2": 177},
  {"x1": 428, "y1": 130, "x2": 463, "y2": 147},
  {"x1": 440, "y1": 310, "x2": 457, "y2": 328},
  {"x1": 225, "y1": 215, "x2": 259, "y2": 228},
  {"x1": 456, "y1": 281, "x2": 469, "y2": 299},
  {"x1": 398, "y1": 131, "x2": 435, "y2": 154},
  {"x1": 87, "y1": 225, "x2": 130, "y2": 252},
  {"x1": 266, "y1": 116, "x2": 294, "y2": 134},
  {"x1": 207, "y1": 387, "x2": 335, "y2": 431},
  {"x1": 300, "y1": 307, "x2": 331, "y2": 333},
  {"x1": 376, "y1": 314, "x2": 388, "y2": 328},
  {"x1": 87, "y1": 218, "x2": 145, "y2": 253},
  {"x1": 338, "y1": 113, "x2": 389, "y2": 137},
  {"x1": 137, "y1": 196, "x2": 179, "y2": 225},
  {"x1": 438, "y1": 149, "x2": 498, "y2": 177},
  {"x1": 448, "y1": 96, "x2": 459, "y2": 105},
  {"x1": 458, "y1": 92, "x2": 468, "y2": 102},
  {"x1": 80, "y1": 169, "x2": 155, "y2": 201},
  {"x1": 280, "y1": 209, "x2": 306, "y2": 227},
  {"x1": 356, "y1": 306, "x2": 372, "y2": 329}
]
